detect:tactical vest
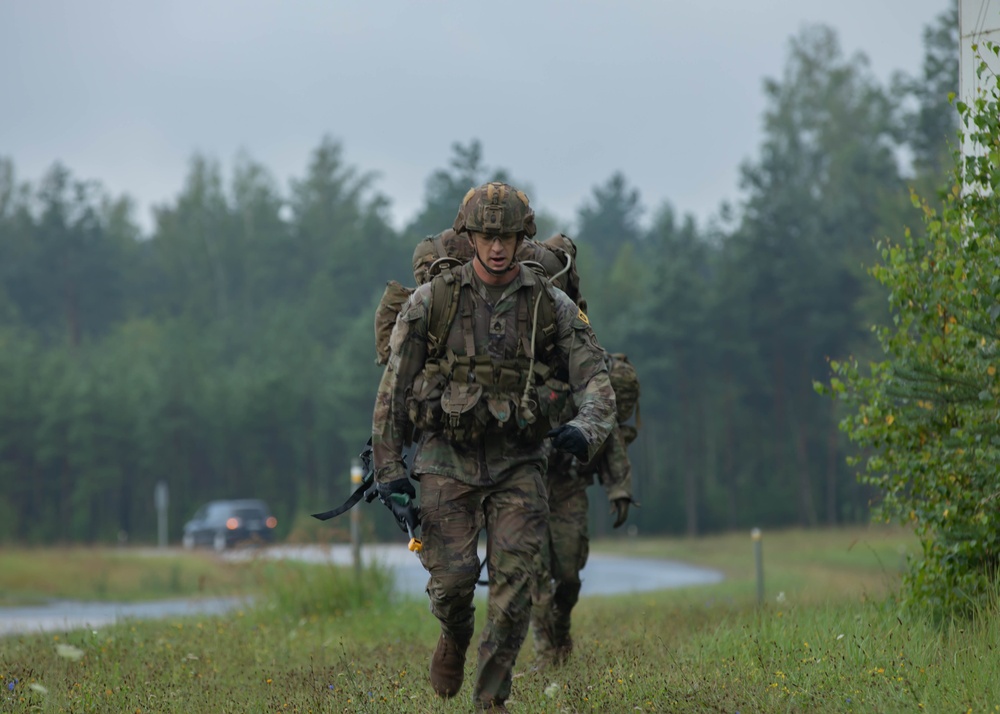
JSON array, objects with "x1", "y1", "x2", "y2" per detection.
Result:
[{"x1": 406, "y1": 262, "x2": 569, "y2": 446}]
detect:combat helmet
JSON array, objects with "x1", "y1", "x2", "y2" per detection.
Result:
[{"x1": 453, "y1": 182, "x2": 537, "y2": 238}]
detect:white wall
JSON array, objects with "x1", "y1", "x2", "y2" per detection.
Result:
[{"x1": 959, "y1": 0, "x2": 1000, "y2": 103}]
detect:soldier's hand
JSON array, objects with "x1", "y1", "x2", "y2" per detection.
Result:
[
  {"x1": 611, "y1": 498, "x2": 630, "y2": 529},
  {"x1": 547, "y1": 424, "x2": 589, "y2": 461},
  {"x1": 376, "y1": 478, "x2": 419, "y2": 534}
]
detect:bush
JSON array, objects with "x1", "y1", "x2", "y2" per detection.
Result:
[{"x1": 822, "y1": 43, "x2": 1000, "y2": 617}]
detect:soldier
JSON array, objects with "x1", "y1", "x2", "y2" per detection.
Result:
[
  {"x1": 372, "y1": 181, "x2": 616, "y2": 712},
  {"x1": 412, "y1": 226, "x2": 637, "y2": 670},
  {"x1": 530, "y1": 350, "x2": 639, "y2": 668}
]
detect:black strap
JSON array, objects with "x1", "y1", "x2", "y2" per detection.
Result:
[
  {"x1": 310, "y1": 478, "x2": 372, "y2": 521},
  {"x1": 312, "y1": 437, "x2": 376, "y2": 521}
]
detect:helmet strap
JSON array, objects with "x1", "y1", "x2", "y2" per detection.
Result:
[
  {"x1": 474, "y1": 252, "x2": 518, "y2": 276},
  {"x1": 470, "y1": 235, "x2": 522, "y2": 276}
]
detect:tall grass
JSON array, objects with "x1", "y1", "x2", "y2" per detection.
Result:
[
  {"x1": 1, "y1": 529, "x2": 998, "y2": 712},
  {"x1": 0, "y1": 547, "x2": 258, "y2": 605},
  {"x1": 248, "y1": 557, "x2": 397, "y2": 622}
]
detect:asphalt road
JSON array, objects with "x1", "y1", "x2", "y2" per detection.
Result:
[{"x1": 0, "y1": 544, "x2": 723, "y2": 637}]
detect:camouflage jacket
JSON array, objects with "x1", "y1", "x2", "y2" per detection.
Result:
[
  {"x1": 593, "y1": 423, "x2": 633, "y2": 501},
  {"x1": 372, "y1": 261, "x2": 615, "y2": 486},
  {"x1": 545, "y1": 354, "x2": 633, "y2": 503}
]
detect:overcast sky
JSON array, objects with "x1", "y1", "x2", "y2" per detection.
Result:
[{"x1": 1, "y1": 0, "x2": 951, "y2": 234}]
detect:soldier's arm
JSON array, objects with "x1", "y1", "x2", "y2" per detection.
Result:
[
  {"x1": 551, "y1": 289, "x2": 616, "y2": 463},
  {"x1": 372, "y1": 290, "x2": 429, "y2": 483},
  {"x1": 594, "y1": 422, "x2": 633, "y2": 502}
]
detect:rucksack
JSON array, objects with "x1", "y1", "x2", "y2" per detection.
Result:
[
  {"x1": 413, "y1": 230, "x2": 585, "y2": 306},
  {"x1": 374, "y1": 280, "x2": 414, "y2": 365},
  {"x1": 608, "y1": 352, "x2": 641, "y2": 443}
]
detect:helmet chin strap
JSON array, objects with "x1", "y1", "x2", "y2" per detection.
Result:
[
  {"x1": 471, "y1": 234, "x2": 521, "y2": 276},
  {"x1": 475, "y1": 252, "x2": 518, "y2": 276}
]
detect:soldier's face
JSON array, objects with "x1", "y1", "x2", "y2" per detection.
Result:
[{"x1": 471, "y1": 231, "x2": 518, "y2": 272}]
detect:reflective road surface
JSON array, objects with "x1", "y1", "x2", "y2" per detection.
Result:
[{"x1": 0, "y1": 544, "x2": 723, "y2": 636}]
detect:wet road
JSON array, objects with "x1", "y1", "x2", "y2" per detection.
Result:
[
  {"x1": 235, "y1": 544, "x2": 725, "y2": 597},
  {"x1": 0, "y1": 544, "x2": 723, "y2": 637}
]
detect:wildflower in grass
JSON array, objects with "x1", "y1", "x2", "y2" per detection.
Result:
[
  {"x1": 776, "y1": 592, "x2": 787, "y2": 604},
  {"x1": 6, "y1": 679, "x2": 16, "y2": 691},
  {"x1": 55, "y1": 644, "x2": 84, "y2": 661},
  {"x1": 544, "y1": 682, "x2": 560, "y2": 698},
  {"x1": 29, "y1": 683, "x2": 48, "y2": 695}
]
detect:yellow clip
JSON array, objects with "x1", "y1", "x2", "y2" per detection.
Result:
[{"x1": 408, "y1": 538, "x2": 423, "y2": 553}]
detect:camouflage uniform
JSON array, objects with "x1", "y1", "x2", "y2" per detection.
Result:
[
  {"x1": 413, "y1": 227, "x2": 635, "y2": 668},
  {"x1": 531, "y1": 378, "x2": 634, "y2": 664},
  {"x1": 374, "y1": 222, "x2": 615, "y2": 706}
]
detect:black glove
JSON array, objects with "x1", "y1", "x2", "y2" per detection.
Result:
[
  {"x1": 611, "y1": 498, "x2": 630, "y2": 529},
  {"x1": 547, "y1": 424, "x2": 589, "y2": 462},
  {"x1": 375, "y1": 478, "x2": 419, "y2": 534}
]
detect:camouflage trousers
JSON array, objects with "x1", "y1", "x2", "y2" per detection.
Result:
[
  {"x1": 417, "y1": 467, "x2": 548, "y2": 704},
  {"x1": 530, "y1": 472, "x2": 590, "y2": 660}
]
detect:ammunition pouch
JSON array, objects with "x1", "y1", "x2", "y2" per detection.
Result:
[
  {"x1": 407, "y1": 363, "x2": 446, "y2": 431},
  {"x1": 408, "y1": 355, "x2": 561, "y2": 445}
]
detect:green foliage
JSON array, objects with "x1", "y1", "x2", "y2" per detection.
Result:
[
  {"x1": 893, "y1": 0, "x2": 960, "y2": 180},
  {"x1": 574, "y1": 171, "x2": 643, "y2": 265},
  {"x1": 825, "y1": 44, "x2": 1000, "y2": 616},
  {"x1": 403, "y1": 139, "x2": 514, "y2": 243},
  {"x1": 0, "y1": 13, "x2": 964, "y2": 545},
  {"x1": 250, "y1": 559, "x2": 396, "y2": 622}
]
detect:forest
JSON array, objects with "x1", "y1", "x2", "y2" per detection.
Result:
[{"x1": 0, "y1": 9, "x2": 960, "y2": 544}]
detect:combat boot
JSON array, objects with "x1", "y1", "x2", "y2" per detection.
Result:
[
  {"x1": 553, "y1": 635, "x2": 574, "y2": 666},
  {"x1": 429, "y1": 631, "x2": 469, "y2": 698}
]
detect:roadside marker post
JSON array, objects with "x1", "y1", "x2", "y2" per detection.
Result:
[
  {"x1": 350, "y1": 459, "x2": 363, "y2": 576},
  {"x1": 751, "y1": 527, "x2": 764, "y2": 606}
]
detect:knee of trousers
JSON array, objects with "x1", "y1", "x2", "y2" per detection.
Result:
[
  {"x1": 427, "y1": 568, "x2": 480, "y2": 606},
  {"x1": 553, "y1": 579, "x2": 582, "y2": 607}
]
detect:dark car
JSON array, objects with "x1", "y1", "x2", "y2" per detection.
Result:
[{"x1": 181, "y1": 499, "x2": 277, "y2": 551}]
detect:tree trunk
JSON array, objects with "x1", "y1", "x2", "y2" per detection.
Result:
[
  {"x1": 723, "y1": 374, "x2": 738, "y2": 529},
  {"x1": 791, "y1": 361, "x2": 817, "y2": 526},
  {"x1": 792, "y1": 418, "x2": 817, "y2": 526},
  {"x1": 825, "y1": 399, "x2": 839, "y2": 525},
  {"x1": 682, "y1": 384, "x2": 698, "y2": 536}
]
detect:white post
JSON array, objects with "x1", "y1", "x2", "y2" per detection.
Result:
[
  {"x1": 154, "y1": 481, "x2": 169, "y2": 549},
  {"x1": 751, "y1": 527, "x2": 764, "y2": 606}
]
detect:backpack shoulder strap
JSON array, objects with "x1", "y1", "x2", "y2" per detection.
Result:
[
  {"x1": 426, "y1": 265, "x2": 461, "y2": 358},
  {"x1": 519, "y1": 277, "x2": 558, "y2": 363},
  {"x1": 536, "y1": 281, "x2": 558, "y2": 357}
]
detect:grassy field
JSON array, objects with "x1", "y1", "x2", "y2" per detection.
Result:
[
  {"x1": 1, "y1": 526, "x2": 998, "y2": 713},
  {"x1": 0, "y1": 547, "x2": 260, "y2": 605}
]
